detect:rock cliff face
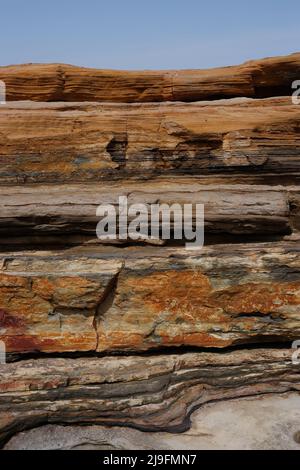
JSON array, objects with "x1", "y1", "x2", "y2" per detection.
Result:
[{"x1": 0, "y1": 53, "x2": 300, "y2": 450}]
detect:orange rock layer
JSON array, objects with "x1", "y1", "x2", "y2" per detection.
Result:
[
  {"x1": 0, "y1": 243, "x2": 299, "y2": 354},
  {"x1": 0, "y1": 98, "x2": 300, "y2": 183},
  {"x1": 0, "y1": 53, "x2": 299, "y2": 102}
]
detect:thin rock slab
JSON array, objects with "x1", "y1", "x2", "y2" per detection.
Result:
[{"x1": 1, "y1": 179, "x2": 298, "y2": 245}]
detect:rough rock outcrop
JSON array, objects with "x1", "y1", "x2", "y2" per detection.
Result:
[
  {"x1": 0, "y1": 242, "x2": 299, "y2": 354},
  {"x1": 0, "y1": 180, "x2": 299, "y2": 247},
  {"x1": 1, "y1": 53, "x2": 300, "y2": 102},
  {"x1": 0, "y1": 349, "x2": 299, "y2": 446},
  {"x1": 0, "y1": 54, "x2": 300, "y2": 450},
  {"x1": 5, "y1": 393, "x2": 300, "y2": 450},
  {"x1": 0, "y1": 98, "x2": 300, "y2": 183}
]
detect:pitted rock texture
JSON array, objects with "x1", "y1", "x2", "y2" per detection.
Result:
[{"x1": 1, "y1": 53, "x2": 299, "y2": 102}]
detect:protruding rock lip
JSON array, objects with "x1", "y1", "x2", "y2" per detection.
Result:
[{"x1": 0, "y1": 53, "x2": 299, "y2": 103}]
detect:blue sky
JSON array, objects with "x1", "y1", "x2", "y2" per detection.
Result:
[{"x1": 1, "y1": 0, "x2": 299, "y2": 69}]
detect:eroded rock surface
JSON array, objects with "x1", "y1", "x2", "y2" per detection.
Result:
[
  {"x1": 0, "y1": 180, "x2": 298, "y2": 247},
  {"x1": 1, "y1": 53, "x2": 299, "y2": 102},
  {"x1": 0, "y1": 54, "x2": 300, "y2": 450},
  {"x1": 0, "y1": 243, "x2": 299, "y2": 354},
  {"x1": 0, "y1": 349, "x2": 299, "y2": 446},
  {"x1": 5, "y1": 393, "x2": 300, "y2": 450},
  {"x1": 0, "y1": 98, "x2": 300, "y2": 183}
]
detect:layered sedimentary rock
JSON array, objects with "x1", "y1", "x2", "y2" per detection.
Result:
[
  {"x1": 0, "y1": 98, "x2": 300, "y2": 183},
  {"x1": 0, "y1": 242, "x2": 299, "y2": 355},
  {"x1": 0, "y1": 53, "x2": 299, "y2": 102},
  {"x1": 5, "y1": 394, "x2": 300, "y2": 450},
  {"x1": 0, "y1": 349, "x2": 299, "y2": 446},
  {"x1": 0, "y1": 54, "x2": 300, "y2": 450},
  {"x1": 0, "y1": 180, "x2": 299, "y2": 248}
]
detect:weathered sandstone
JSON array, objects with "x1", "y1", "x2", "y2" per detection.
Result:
[
  {"x1": 0, "y1": 98, "x2": 300, "y2": 183},
  {"x1": 1, "y1": 53, "x2": 299, "y2": 103},
  {"x1": 0, "y1": 180, "x2": 298, "y2": 247},
  {"x1": 0, "y1": 242, "x2": 299, "y2": 354},
  {"x1": 5, "y1": 394, "x2": 300, "y2": 450},
  {"x1": 0, "y1": 54, "x2": 300, "y2": 450},
  {"x1": 0, "y1": 349, "x2": 299, "y2": 446}
]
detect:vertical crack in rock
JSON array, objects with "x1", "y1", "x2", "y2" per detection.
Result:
[
  {"x1": 93, "y1": 267, "x2": 123, "y2": 351},
  {"x1": 55, "y1": 65, "x2": 66, "y2": 101}
]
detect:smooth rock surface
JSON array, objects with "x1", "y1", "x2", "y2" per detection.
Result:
[{"x1": 1, "y1": 180, "x2": 298, "y2": 245}]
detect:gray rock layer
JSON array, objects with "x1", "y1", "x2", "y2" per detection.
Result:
[
  {"x1": 0, "y1": 349, "x2": 299, "y2": 446},
  {"x1": 4, "y1": 393, "x2": 300, "y2": 450}
]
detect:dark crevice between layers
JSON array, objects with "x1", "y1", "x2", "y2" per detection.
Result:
[
  {"x1": 5, "y1": 339, "x2": 294, "y2": 363},
  {"x1": 0, "y1": 231, "x2": 292, "y2": 252}
]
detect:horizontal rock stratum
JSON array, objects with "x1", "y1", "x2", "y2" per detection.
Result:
[
  {"x1": 5, "y1": 394, "x2": 300, "y2": 450},
  {"x1": 0, "y1": 98, "x2": 300, "y2": 183},
  {"x1": 0, "y1": 242, "x2": 299, "y2": 354},
  {"x1": 0, "y1": 349, "x2": 299, "y2": 446},
  {"x1": 0, "y1": 179, "x2": 299, "y2": 249},
  {"x1": 0, "y1": 54, "x2": 300, "y2": 450},
  {"x1": 1, "y1": 53, "x2": 300, "y2": 102}
]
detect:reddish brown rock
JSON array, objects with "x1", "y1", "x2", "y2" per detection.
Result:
[
  {"x1": 0, "y1": 257, "x2": 121, "y2": 354},
  {"x1": 0, "y1": 242, "x2": 299, "y2": 354},
  {"x1": 0, "y1": 53, "x2": 300, "y2": 450}
]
